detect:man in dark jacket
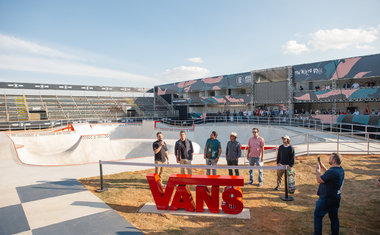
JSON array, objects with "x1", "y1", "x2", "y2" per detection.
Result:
[
  {"x1": 175, "y1": 131, "x2": 194, "y2": 174},
  {"x1": 226, "y1": 132, "x2": 241, "y2": 176},
  {"x1": 275, "y1": 135, "x2": 295, "y2": 190}
]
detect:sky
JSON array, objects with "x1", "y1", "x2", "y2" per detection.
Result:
[{"x1": 0, "y1": 0, "x2": 380, "y2": 88}]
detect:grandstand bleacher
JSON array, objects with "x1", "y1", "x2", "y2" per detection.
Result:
[{"x1": 0, "y1": 82, "x2": 177, "y2": 126}]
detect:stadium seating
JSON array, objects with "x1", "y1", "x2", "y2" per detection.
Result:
[{"x1": 0, "y1": 92, "x2": 175, "y2": 122}]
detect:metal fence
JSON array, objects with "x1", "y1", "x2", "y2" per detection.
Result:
[
  {"x1": 2, "y1": 115, "x2": 380, "y2": 141},
  {"x1": 161, "y1": 116, "x2": 380, "y2": 140}
]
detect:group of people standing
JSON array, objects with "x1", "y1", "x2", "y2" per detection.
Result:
[
  {"x1": 152, "y1": 128, "x2": 295, "y2": 190},
  {"x1": 152, "y1": 129, "x2": 345, "y2": 235}
]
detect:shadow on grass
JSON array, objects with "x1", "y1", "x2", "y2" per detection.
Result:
[
  {"x1": 106, "y1": 203, "x2": 142, "y2": 214},
  {"x1": 80, "y1": 178, "x2": 150, "y2": 190},
  {"x1": 344, "y1": 167, "x2": 380, "y2": 177}
]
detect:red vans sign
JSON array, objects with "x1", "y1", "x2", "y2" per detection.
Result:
[{"x1": 146, "y1": 173, "x2": 244, "y2": 214}]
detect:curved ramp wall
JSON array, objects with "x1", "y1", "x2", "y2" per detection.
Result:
[{"x1": 7, "y1": 121, "x2": 302, "y2": 166}]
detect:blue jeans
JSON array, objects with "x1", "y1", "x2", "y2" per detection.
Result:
[
  {"x1": 206, "y1": 159, "x2": 217, "y2": 175},
  {"x1": 249, "y1": 157, "x2": 263, "y2": 183},
  {"x1": 314, "y1": 197, "x2": 340, "y2": 235}
]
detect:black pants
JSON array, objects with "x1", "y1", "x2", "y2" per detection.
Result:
[{"x1": 227, "y1": 159, "x2": 239, "y2": 176}]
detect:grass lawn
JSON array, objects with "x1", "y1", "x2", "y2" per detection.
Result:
[{"x1": 79, "y1": 155, "x2": 380, "y2": 234}]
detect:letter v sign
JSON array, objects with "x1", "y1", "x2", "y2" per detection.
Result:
[{"x1": 146, "y1": 173, "x2": 175, "y2": 210}]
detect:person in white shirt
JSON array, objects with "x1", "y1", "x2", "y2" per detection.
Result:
[{"x1": 352, "y1": 82, "x2": 359, "y2": 88}]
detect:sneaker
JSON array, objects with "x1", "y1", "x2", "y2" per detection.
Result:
[
  {"x1": 274, "y1": 186, "x2": 280, "y2": 191},
  {"x1": 247, "y1": 181, "x2": 254, "y2": 185},
  {"x1": 258, "y1": 182, "x2": 263, "y2": 187}
]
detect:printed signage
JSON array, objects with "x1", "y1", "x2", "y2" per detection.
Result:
[{"x1": 146, "y1": 173, "x2": 244, "y2": 214}]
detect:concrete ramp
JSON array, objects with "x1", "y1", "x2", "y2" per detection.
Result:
[
  {"x1": 5, "y1": 121, "x2": 312, "y2": 166},
  {"x1": 0, "y1": 133, "x2": 19, "y2": 162},
  {"x1": 8, "y1": 122, "x2": 202, "y2": 166},
  {"x1": 11, "y1": 133, "x2": 82, "y2": 155}
]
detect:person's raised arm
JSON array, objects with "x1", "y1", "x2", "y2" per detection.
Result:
[
  {"x1": 315, "y1": 163, "x2": 325, "y2": 183},
  {"x1": 318, "y1": 157, "x2": 327, "y2": 172},
  {"x1": 154, "y1": 143, "x2": 162, "y2": 154}
]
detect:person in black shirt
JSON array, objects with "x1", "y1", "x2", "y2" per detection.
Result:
[
  {"x1": 314, "y1": 153, "x2": 345, "y2": 235},
  {"x1": 275, "y1": 135, "x2": 295, "y2": 190},
  {"x1": 174, "y1": 131, "x2": 194, "y2": 174},
  {"x1": 152, "y1": 132, "x2": 169, "y2": 178}
]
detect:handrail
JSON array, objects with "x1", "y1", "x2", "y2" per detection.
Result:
[{"x1": 1, "y1": 115, "x2": 380, "y2": 140}]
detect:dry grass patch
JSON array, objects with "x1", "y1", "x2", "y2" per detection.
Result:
[{"x1": 79, "y1": 155, "x2": 380, "y2": 234}]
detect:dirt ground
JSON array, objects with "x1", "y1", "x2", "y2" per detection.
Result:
[{"x1": 79, "y1": 155, "x2": 380, "y2": 234}]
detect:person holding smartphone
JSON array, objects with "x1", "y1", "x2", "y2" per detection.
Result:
[{"x1": 314, "y1": 153, "x2": 345, "y2": 235}]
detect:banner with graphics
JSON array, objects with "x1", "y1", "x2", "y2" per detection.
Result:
[
  {"x1": 294, "y1": 87, "x2": 380, "y2": 102},
  {"x1": 293, "y1": 53, "x2": 380, "y2": 82},
  {"x1": 156, "y1": 72, "x2": 253, "y2": 95}
]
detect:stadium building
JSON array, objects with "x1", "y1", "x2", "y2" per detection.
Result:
[
  {"x1": 155, "y1": 53, "x2": 380, "y2": 126},
  {"x1": 0, "y1": 53, "x2": 379, "y2": 129}
]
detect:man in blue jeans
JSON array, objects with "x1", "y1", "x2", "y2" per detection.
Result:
[
  {"x1": 314, "y1": 153, "x2": 345, "y2": 235},
  {"x1": 247, "y1": 128, "x2": 265, "y2": 186}
]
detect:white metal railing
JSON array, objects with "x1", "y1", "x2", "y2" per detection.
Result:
[
  {"x1": 161, "y1": 116, "x2": 380, "y2": 135},
  {"x1": 1, "y1": 115, "x2": 380, "y2": 141},
  {"x1": 265, "y1": 131, "x2": 380, "y2": 156}
]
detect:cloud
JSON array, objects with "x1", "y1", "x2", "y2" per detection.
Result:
[
  {"x1": 161, "y1": 66, "x2": 209, "y2": 82},
  {"x1": 0, "y1": 54, "x2": 155, "y2": 83},
  {"x1": 282, "y1": 26, "x2": 379, "y2": 55},
  {"x1": 0, "y1": 33, "x2": 156, "y2": 85},
  {"x1": 308, "y1": 27, "x2": 378, "y2": 51},
  {"x1": 187, "y1": 57, "x2": 204, "y2": 63},
  {"x1": 0, "y1": 33, "x2": 82, "y2": 61},
  {"x1": 282, "y1": 40, "x2": 309, "y2": 55}
]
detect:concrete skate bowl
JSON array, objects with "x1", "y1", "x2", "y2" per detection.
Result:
[{"x1": 6, "y1": 121, "x2": 307, "y2": 166}]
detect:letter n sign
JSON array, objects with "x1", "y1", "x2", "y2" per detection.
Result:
[{"x1": 146, "y1": 173, "x2": 244, "y2": 214}]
